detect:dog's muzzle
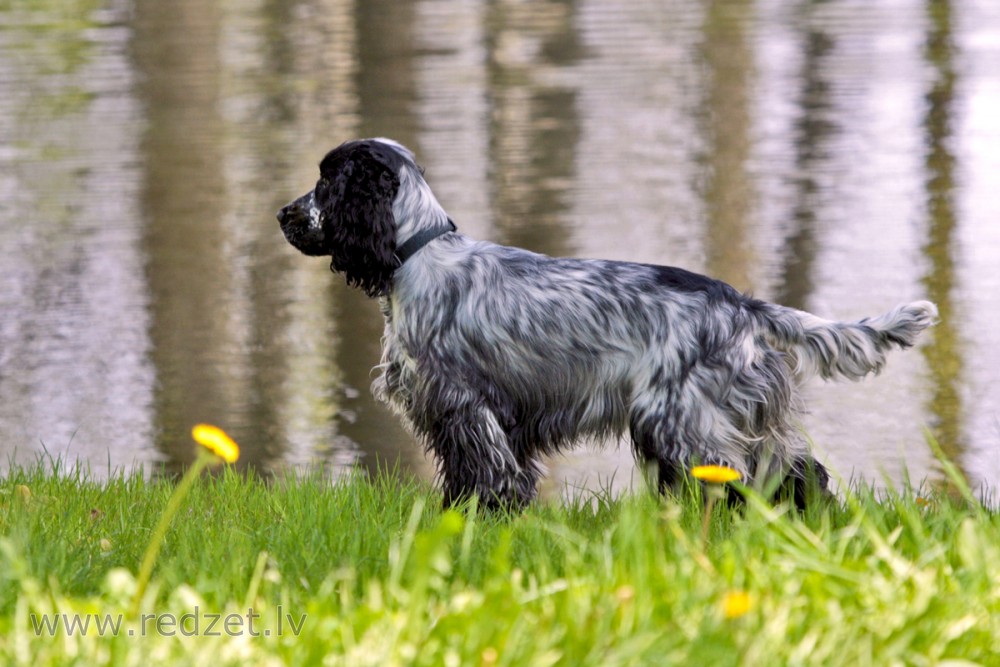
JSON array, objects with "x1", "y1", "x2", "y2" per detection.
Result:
[
  {"x1": 277, "y1": 198, "x2": 305, "y2": 230},
  {"x1": 277, "y1": 192, "x2": 327, "y2": 256}
]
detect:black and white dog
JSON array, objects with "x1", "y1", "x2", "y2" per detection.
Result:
[{"x1": 278, "y1": 138, "x2": 937, "y2": 510}]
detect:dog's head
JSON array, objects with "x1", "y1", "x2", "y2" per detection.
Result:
[{"x1": 278, "y1": 138, "x2": 443, "y2": 297}]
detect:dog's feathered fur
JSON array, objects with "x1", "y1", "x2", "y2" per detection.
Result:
[{"x1": 278, "y1": 138, "x2": 938, "y2": 510}]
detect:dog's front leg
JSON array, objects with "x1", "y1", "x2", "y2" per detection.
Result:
[{"x1": 423, "y1": 403, "x2": 538, "y2": 512}]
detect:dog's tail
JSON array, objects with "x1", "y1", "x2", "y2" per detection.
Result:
[{"x1": 755, "y1": 300, "x2": 938, "y2": 381}]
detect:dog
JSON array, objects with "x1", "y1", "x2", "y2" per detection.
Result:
[{"x1": 278, "y1": 138, "x2": 937, "y2": 510}]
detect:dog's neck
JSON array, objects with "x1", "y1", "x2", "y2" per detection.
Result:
[{"x1": 394, "y1": 219, "x2": 456, "y2": 265}]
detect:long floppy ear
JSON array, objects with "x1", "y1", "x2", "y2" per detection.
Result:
[{"x1": 323, "y1": 146, "x2": 400, "y2": 297}]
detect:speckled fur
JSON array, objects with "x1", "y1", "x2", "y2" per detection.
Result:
[{"x1": 278, "y1": 138, "x2": 938, "y2": 510}]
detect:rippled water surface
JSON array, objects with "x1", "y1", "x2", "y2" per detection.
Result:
[{"x1": 1, "y1": 0, "x2": 998, "y2": 495}]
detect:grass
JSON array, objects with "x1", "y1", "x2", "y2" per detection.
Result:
[{"x1": 1, "y1": 458, "x2": 999, "y2": 666}]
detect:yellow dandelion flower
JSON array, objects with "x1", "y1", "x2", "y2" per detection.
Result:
[
  {"x1": 721, "y1": 590, "x2": 752, "y2": 619},
  {"x1": 691, "y1": 465, "x2": 741, "y2": 484},
  {"x1": 481, "y1": 647, "x2": 499, "y2": 667},
  {"x1": 614, "y1": 585, "x2": 636, "y2": 603},
  {"x1": 191, "y1": 424, "x2": 240, "y2": 463}
]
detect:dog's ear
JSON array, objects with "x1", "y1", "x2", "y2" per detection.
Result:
[{"x1": 322, "y1": 144, "x2": 400, "y2": 297}]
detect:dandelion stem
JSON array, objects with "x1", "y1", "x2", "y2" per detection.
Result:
[
  {"x1": 701, "y1": 492, "x2": 717, "y2": 544},
  {"x1": 130, "y1": 451, "x2": 213, "y2": 617}
]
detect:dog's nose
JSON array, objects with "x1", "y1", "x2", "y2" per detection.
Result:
[{"x1": 277, "y1": 206, "x2": 291, "y2": 226}]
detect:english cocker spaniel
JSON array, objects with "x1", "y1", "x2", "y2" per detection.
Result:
[{"x1": 278, "y1": 138, "x2": 937, "y2": 510}]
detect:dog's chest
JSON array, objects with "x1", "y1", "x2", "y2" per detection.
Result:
[{"x1": 376, "y1": 297, "x2": 419, "y2": 401}]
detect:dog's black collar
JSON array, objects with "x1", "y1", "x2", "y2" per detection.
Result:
[{"x1": 394, "y1": 219, "x2": 456, "y2": 265}]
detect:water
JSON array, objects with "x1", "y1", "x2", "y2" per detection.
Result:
[{"x1": 1, "y1": 0, "x2": 998, "y2": 496}]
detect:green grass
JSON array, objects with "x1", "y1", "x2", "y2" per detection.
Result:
[{"x1": 1, "y1": 459, "x2": 998, "y2": 666}]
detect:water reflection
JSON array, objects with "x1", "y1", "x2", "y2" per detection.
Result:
[
  {"x1": 1, "y1": 0, "x2": 998, "y2": 494},
  {"x1": 0, "y1": 0, "x2": 153, "y2": 470},
  {"x1": 920, "y1": 0, "x2": 963, "y2": 468},
  {"x1": 773, "y1": 27, "x2": 835, "y2": 311},
  {"x1": 133, "y1": 0, "x2": 228, "y2": 471},
  {"x1": 700, "y1": 0, "x2": 755, "y2": 292}
]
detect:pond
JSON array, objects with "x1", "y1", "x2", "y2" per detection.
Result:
[{"x1": 1, "y1": 0, "x2": 998, "y2": 497}]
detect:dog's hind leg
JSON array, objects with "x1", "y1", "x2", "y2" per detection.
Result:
[
  {"x1": 782, "y1": 456, "x2": 833, "y2": 509},
  {"x1": 627, "y1": 370, "x2": 759, "y2": 499},
  {"x1": 627, "y1": 398, "x2": 690, "y2": 496}
]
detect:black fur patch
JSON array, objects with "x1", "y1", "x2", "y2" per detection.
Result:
[{"x1": 319, "y1": 142, "x2": 401, "y2": 297}]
